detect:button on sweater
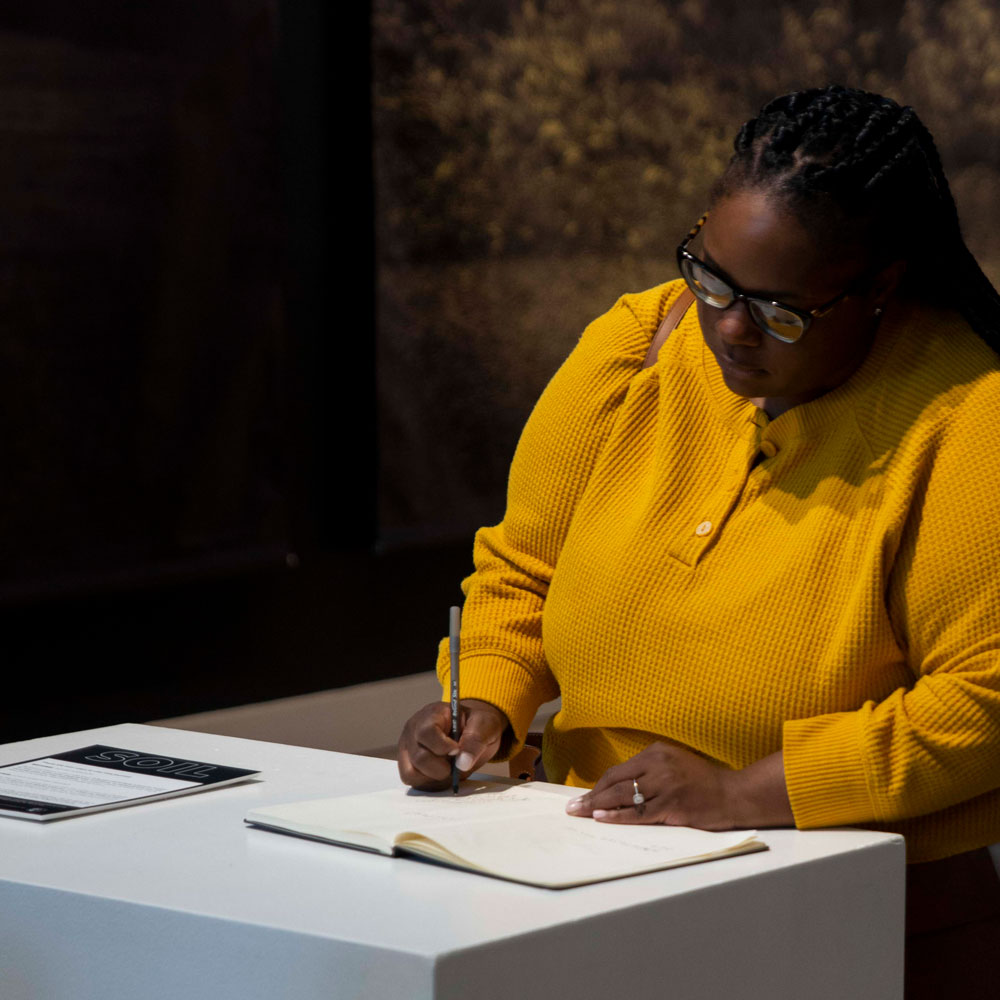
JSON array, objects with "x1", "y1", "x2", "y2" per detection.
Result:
[{"x1": 438, "y1": 279, "x2": 1000, "y2": 862}]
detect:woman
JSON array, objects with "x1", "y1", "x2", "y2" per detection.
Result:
[{"x1": 397, "y1": 86, "x2": 1000, "y2": 990}]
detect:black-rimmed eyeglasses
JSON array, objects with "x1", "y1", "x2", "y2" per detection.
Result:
[{"x1": 676, "y1": 213, "x2": 854, "y2": 344}]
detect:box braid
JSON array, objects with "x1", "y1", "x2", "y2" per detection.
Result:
[{"x1": 716, "y1": 85, "x2": 1000, "y2": 355}]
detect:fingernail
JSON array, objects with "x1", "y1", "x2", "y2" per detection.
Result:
[
  {"x1": 565, "y1": 797, "x2": 584, "y2": 813},
  {"x1": 593, "y1": 809, "x2": 610, "y2": 819},
  {"x1": 456, "y1": 751, "x2": 476, "y2": 771},
  {"x1": 446, "y1": 748, "x2": 459, "y2": 757}
]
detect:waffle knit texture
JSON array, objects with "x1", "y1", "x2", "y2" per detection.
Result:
[{"x1": 437, "y1": 279, "x2": 1000, "y2": 863}]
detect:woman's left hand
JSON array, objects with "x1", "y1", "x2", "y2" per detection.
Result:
[{"x1": 564, "y1": 743, "x2": 794, "y2": 830}]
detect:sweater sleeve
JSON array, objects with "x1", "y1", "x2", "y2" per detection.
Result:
[
  {"x1": 784, "y1": 372, "x2": 1000, "y2": 829},
  {"x1": 436, "y1": 283, "x2": 684, "y2": 753}
]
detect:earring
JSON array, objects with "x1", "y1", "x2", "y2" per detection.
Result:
[{"x1": 874, "y1": 307, "x2": 884, "y2": 317}]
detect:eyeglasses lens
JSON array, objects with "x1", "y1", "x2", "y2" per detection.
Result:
[
  {"x1": 680, "y1": 257, "x2": 732, "y2": 309},
  {"x1": 747, "y1": 302, "x2": 803, "y2": 343},
  {"x1": 681, "y1": 257, "x2": 805, "y2": 343}
]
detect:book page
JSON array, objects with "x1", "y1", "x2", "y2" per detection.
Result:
[
  {"x1": 247, "y1": 781, "x2": 764, "y2": 887},
  {"x1": 247, "y1": 780, "x2": 566, "y2": 845},
  {"x1": 405, "y1": 811, "x2": 762, "y2": 887}
]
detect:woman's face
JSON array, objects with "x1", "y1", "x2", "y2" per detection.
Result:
[{"x1": 696, "y1": 188, "x2": 895, "y2": 418}]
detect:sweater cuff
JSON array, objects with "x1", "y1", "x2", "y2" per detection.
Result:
[
  {"x1": 437, "y1": 650, "x2": 545, "y2": 761},
  {"x1": 783, "y1": 711, "x2": 878, "y2": 828}
]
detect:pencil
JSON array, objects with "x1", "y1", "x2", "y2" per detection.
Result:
[{"x1": 449, "y1": 605, "x2": 461, "y2": 794}]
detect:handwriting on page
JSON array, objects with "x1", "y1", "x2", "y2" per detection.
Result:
[{"x1": 395, "y1": 784, "x2": 566, "y2": 822}]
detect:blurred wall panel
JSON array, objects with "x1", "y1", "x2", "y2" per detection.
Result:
[{"x1": 0, "y1": 1, "x2": 290, "y2": 600}]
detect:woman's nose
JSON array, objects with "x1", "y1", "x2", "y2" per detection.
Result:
[{"x1": 715, "y1": 300, "x2": 762, "y2": 346}]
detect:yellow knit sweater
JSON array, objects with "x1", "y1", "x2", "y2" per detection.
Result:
[{"x1": 438, "y1": 279, "x2": 1000, "y2": 862}]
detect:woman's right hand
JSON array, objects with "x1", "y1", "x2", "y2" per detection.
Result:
[{"x1": 397, "y1": 699, "x2": 510, "y2": 790}]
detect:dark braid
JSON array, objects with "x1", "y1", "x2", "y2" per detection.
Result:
[{"x1": 718, "y1": 85, "x2": 1000, "y2": 354}]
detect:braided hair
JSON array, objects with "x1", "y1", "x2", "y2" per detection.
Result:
[{"x1": 716, "y1": 85, "x2": 1000, "y2": 354}]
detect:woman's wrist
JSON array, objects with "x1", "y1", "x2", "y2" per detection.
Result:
[{"x1": 727, "y1": 751, "x2": 795, "y2": 828}]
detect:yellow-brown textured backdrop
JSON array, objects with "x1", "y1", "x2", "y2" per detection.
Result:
[{"x1": 375, "y1": 0, "x2": 1000, "y2": 546}]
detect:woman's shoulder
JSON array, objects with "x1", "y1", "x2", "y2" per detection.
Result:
[
  {"x1": 891, "y1": 299, "x2": 1000, "y2": 403},
  {"x1": 611, "y1": 278, "x2": 690, "y2": 333},
  {"x1": 860, "y1": 298, "x2": 1000, "y2": 455},
  {"x1": 574, "y1": 279, "x2": 690, "y2": 365},
  {"x1": 917, "y1": 297, "x2": 997, "y2": 360}
]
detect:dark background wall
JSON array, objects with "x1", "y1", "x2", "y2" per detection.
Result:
[
  {"x1": 0, "y1": 3, "x2": 289, "y2": 595},
  {"x1": 3, "y1": 0, "x2": 470, "y2": 743},
  {"x1": 8, "y1": 0, "x2": 1000, "y2": 743}
]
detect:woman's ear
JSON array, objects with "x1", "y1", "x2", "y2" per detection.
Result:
[{"x1": 871, "y1": 259, "x2": 907, "y2": 310}]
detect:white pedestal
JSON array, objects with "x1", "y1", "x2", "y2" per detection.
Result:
[{"x1": 0, "y1": 724, "x2": 905, "y2": 1000}]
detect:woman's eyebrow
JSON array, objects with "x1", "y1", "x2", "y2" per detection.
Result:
[{"x1": 701, "y1": 245, "x2": 801, "y2": 302}]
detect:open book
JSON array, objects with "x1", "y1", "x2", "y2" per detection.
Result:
[{"x1": 245, "y1": 780, "x2": 766, "y2": 888}]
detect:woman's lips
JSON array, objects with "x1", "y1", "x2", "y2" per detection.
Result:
[{"x1": 721, "y1": 354, "x2": 767, "y2": 375}]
